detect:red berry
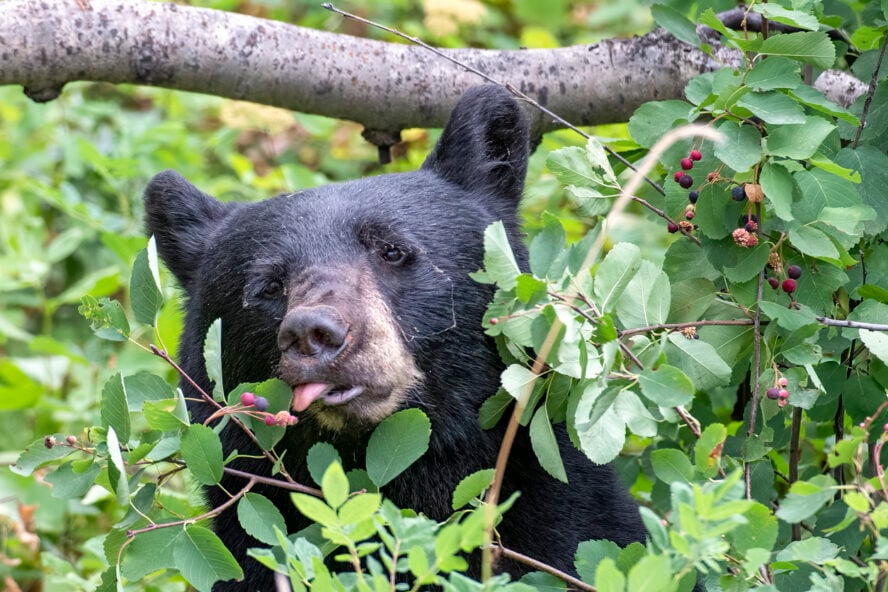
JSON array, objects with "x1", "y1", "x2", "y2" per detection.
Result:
[
  {"x1": 685, "y1": 210, "x2": 695, "y2": 220},
  {"x1": 66, "y1": 435, "x2": 78, "y2": 445},
  {"x1": 263, "y1": 414, "x2": 275, "y2": 426},
  {"x1": 667, "y1": 222, "x2": 679, "y2": 233},
  {"x1": 674, "y1": 171, "x2": 684, "y2": 183},
  {"x1": 254, "y1": 396, "x2": 269, "y2": 412},
  {"x1": 489, "y1": 317, "x2": 498, "y2": 325},
  {"x1": 240, "y1": 392, "x2": 256, "y2": 407},
  {"x1": 778, "y1": 377, "x2": 788, "y2": 387},
  {"x1": 679, "y1": 174, "x2": 694, "y2": 189},
  {"x1": 766, "y1": 387, "x2": 780, "y2": 400},
  {"x1": 778, "y1": 389, "x2": 789, "y2": 400},
  {"x1": 787, "y1": 265, "x2": 802, "y2": 279},
  {"x1": 768, "y1": 277, "x2": 779, "y2": 290},
  {"x1": 680, "y1": 158, "x2": 694, "y2": 170},
  {"x1": 690, "y1": 149, "x2": 702, "y2": 161},
  {"x1": 883, "y1": 423, "x2": 888, "y2": 433},
  {"x1": 782, "y1": 278, "x2": 797, "y2": 294}
]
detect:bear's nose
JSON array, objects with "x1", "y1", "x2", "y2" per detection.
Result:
[{"x1": 278, "y1": 306, "x2": 349, "y2": 359}]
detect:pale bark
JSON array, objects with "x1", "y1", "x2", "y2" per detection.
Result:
[{"x1": 0, "y1": 0, "x2": 866, "y2": 139}]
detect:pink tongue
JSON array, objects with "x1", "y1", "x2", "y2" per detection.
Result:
[{"x1": 292, "y1": 383, "x2": 332, "y2": 412}]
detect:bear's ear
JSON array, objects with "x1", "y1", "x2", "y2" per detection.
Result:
[
  {"x1": 143, "y1": 170, "x2": 230, "y2": 292},
  {"x1": 422, "y1": 85, "x2": 530, "y2": 201}
]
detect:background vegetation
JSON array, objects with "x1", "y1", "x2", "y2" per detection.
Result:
[{"x1": 2, "y1": 0, "x2": 887, "y2": 591}]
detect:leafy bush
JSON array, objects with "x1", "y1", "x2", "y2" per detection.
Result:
[{"x1": 5, "y1": 0, "x2": 888, "y2": 591}]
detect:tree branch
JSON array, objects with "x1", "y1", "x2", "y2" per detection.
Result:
[{"x1": 0, "y1": 0, "x2": 866, "y2": 139}]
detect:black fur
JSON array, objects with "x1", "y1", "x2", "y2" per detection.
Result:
[{"x1": 144, "y1": 85, "x2": 646, "y2": 591}]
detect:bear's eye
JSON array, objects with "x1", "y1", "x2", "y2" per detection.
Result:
[
  {"x1": 379, "y1": 243, "x2": 407, "y2": 265},
  {"x1": 261, "y1": 280, "x2": 284, "y2": 299}
]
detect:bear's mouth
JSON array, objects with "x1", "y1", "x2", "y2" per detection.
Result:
[{"x1": 291, "y1": 382, "x2": 365, "y2": 412}]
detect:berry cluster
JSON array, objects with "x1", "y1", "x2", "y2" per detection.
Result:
[
  {"x1": 669, "y1": 149, "x2": 703, "y2": 233},
  {"x1": 238, "y1": 391, "x2": 298, "y2": 427},
  {"x1": 767, "y1": 258, "x2": 803, "y2": 302},
  {"x1": 765, "y1": 376, "x2": 790, "y2": 408}
]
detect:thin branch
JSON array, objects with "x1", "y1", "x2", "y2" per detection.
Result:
[
  {"x1": 494, "y1": 545, "x2": 596, "y2": 592},
  {"x1": 815, "y1": 317, "x2": 888, "y2": 331},
  {"x1": 853, "y1": 30, "x2": 888, "y2": 148},
  {"x1": 745, "y1": 202, "x2": 766, "y2": 500},
  {"x1": 126, "y1": 478, "x2": 257, "y2": 538},
  {"x1": 619, "y1": 319, "x2": 755, "y2": 338},
  {"x1": 789, "y1": 407, "x2": 802, "y2": 541}
]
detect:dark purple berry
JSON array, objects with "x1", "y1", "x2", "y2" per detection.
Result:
[
  {"x1": 680, "y1": 158, "x2": 694, "y2": 170},
  {"x1": 731, "y1": 185, "x2": 746, "y2": 201},
  {"x1": 254, "y1": 396, "x2": 269, "y2": 412},
  {"x1": 768, "y1": 277, "x2": 779, "y2": 290},
  {"x1": 782, "y1": 278, "x2": 797, "y2": 294},
  {"x1": 679, "y1": 174, "x2": 694, "y2": 189},
  {"x1": 690, "y1": 149, "x2": 702, "y2": 161},
  {"x1": 787, "y1": 265, "x2": 802, "y2": 279},
  {"x1": 667, "y1": 222, "x2": 679, "y2": 233},
  {"x1": 240, "y1": 392, "x2": 256, "y2": 407},
  {"x1": 688, "y1": 190, "x2": 699, "y2": 203},
  {"x1": 766, "y1": 387, "x2": 780, "y2": 400}
]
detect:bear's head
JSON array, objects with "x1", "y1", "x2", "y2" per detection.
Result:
[{"x1": 145, "y1": 85, "x2": 529, "y2": 435}]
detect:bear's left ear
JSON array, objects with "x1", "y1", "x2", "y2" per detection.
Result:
[
  {"x1": 422, "y1": 85, "x2": 530, "y2": 202},
  {"x1": 143, "y1": 170, "x2": 231, "y2": 293}
]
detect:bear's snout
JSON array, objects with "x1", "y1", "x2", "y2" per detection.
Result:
[{"x1": 278, "y1": 305, "x2": 350, "y2": 360}]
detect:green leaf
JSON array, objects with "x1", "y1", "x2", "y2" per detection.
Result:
[
  {"x1": 650, "y1": 448, "x2": 693, "y2": 484},
  {"x1": 575, "y1": 539, "x2": 621, "y2": 583},
  {"x1": 366, "y1": 409, "x2": 431, "y2": 487},
  {"x1": 106, "y1": 426, "x2": 129, "y2": 505},
  {"x1": 651, "y1": 4, "x2": 700, "y2": 47},
  {"x1": 237, "y1": 493, "x2": 288, "y2": 546},
  {"x1": 723, "y1": 244, "x2": 772, "y2": 283},
  {"x1": 291, "y1": 493, "x2": 339, "y2": 526},
  {"x1": 787, "y1": 225, "x2": 839, "y2": 261},
  {"x1": 130, "y1": 242, "x2": 163, "y2": 326},
  {"x1": 759, "y1": 31, "x2": 836, "y2": 69},
  {"x1": 861, "y1": 330, "x2": 888, "y2": 365},
  {"x1": 616, "y1": 260, "x2": 670, "y2": 328},
  {"x1": 614, "y1": 391, "x2": 658, "y2": 438},
  {"x1": 173, "y1": 525, "x2": 243, "y2": 592},
  {"x1": 547, "y1": 146, "x2": 604, "y2": 188},
  {"x1": 204, "y1": 319, "x2": 224, "y2": 402},
  {"x1": 666, "y1": 332, "x2": 732, "y2": 390},
  {"x1": 586, "y1": 136, "x2": 618, "y2": 185},
  {"x1": 452, "y1": 469, "x2": 495, "y2": 510},
  {"x1": 694, "y1": 423, "x2": 727, "y2": 478},
  {"x1": 0, "y1": 360, "x2": 43, "y2": 410},
  {"x1": 595, "y1": 558, "x2": 626, "y2": 591},
  {"x1": 737, "y1": 91, "x2": 806, "y2": 124},
  {"x1": 11, "y1": 434, "x2": 75, "y2": 476},
  {"x1": 574, "y1": 384, "x2": 626, "y2": 464},
  {"x1": 752, "y1": 4, "x2": 819, "y2": 30},
  {"x1": 79, "y1": 295, "x2": 130, "y2": 341},
  {"x1": 759, "y1": 161, "x2": 796, "y2": 221},
  {"x1": 321, "y1": 462, "x2": 350, "y2": 509},
  {"x1": 594, "y1": 242, "x2": 642, "y2": 312},
  {"x1": 45, "y1": 460, "x2": 101, "y2": 499},
  {"x1": 143, "y1": 397, "x2": 190, "y2": 431},
  {"x1": 638, "y1": 364, "x2": 695, "y2": 407},
  {"x1": 474, "y1": 222, "x2": 521, "y2": 290},
  {"x1": 529, "y1": 220, "x2": 566, "y2": 279},
  {"x1": 123, "y1": 372, "x2": 175, "y2": 412},
  {"x1": 789, "y1": 85, "x2": 860, "y2": 126},
  {"x1": 627, "y1": 554, "x2": 672, "y2": 592},
  {"x1": 501, "y1": 364, "x2": 538, "y2": 402},
  {"x1": 746, "y1": 57, "x2": 801, "y2": 91},
  {"x1": 122, "y1": 526, "x2": 184, "y2": 582},
  {"x1": 627, "y1": 101, "x2": 693, "y2": 148},
  {"x1": 307, "y1": 442, "x2": 342, "y2": 486},
  {"x1": 338, "y1": 492, "x2": 381, "y2": 525},
  {"x1": 728, "y1": 502, "x2": 778, "y2": 553},
  {"x1": 776, "y1": 536, "x2": 840, "y2": 563},
  {"x1": 181, "y1": 424, "x2": 223, "y2": 486},
  {"x1": 529, "y1": 405, "x2": 567, "y2": 483},
  {"x1": 713, "y1": 120, "x2": 762, "y2": 173},
  {"x1": 101, "y1": 373, "x2": 131, "y2": 443},
  {"x1": 775, "y1": 475, "x2": 836, "y2": 523},
  {"x1": 766, "y1": 116, "x2": 836, "y2": 160}
]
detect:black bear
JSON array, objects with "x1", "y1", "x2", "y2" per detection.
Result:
[{"x1": 145, "y1": 85, "x2": 646, "y2": 590}]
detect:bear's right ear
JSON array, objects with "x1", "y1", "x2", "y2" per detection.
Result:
[
  {"x1": 422, "y1": 85, "x2": 530, "y2": 202},
  {"x1": 143, "y1": 170, "x2": 229, "y2": 292}
]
